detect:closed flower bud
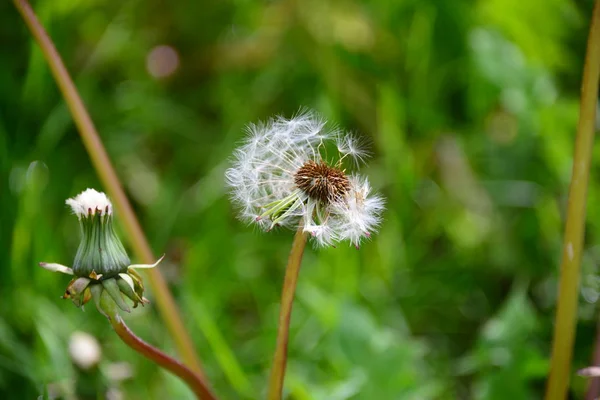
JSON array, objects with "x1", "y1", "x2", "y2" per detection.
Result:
[
  {"x1": 39, "y1": 189, "x2": 163, "y2": 315},
  {"x1": 66, "y1": 189, "x2": 130, "y2": 278}
]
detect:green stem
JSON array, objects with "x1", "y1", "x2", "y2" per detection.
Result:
[
  {"x1": 107, "y1": 312, "x2": 217, "y2": 400},
  {"x1": 13, "y1": 0, "x2": 206, "y2": 377},
  {"x1": 545, "y1": 1, "x2": 600, "y2": 399},
  {"x1": 267, "y1": 227, "x2": 308, "y2": 400}
]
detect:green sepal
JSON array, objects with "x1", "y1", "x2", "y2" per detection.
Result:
[
  {"x1": 90, "y1": 284, "x2": 107, "y2": 318},
  {"x1": 116, "y1": 275, "x2": 144, "y2": 308},
  {"x1": 127, "y1": 268, "x2": 146, "y2": 300},
  {"x1": 102, "y1": 278, "x2": 131, "y2": 313},
  {"x1": 63, "y1": 277, "x2": 92, "y2": 307}
]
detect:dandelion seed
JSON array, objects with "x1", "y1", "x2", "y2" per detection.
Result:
[
  {"x1": 225, "y1": 111, "x2": 385, "y2": 247},
  {"x1": 336, "y1": 133, "x2": 370, "y2": 166}
]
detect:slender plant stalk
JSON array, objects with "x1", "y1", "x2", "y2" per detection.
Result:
[
  {"x1": 545, "y1": 1, "x2": 600, "y2": 399},
  {"x1": 108, "y1": 313, "x2": 217, "y2": 400},
  {"x1": 267, "y1": 227, "x2": 308, "y2": 400},
  {"x1": 13, "y1": 0, "x2": 205, "y2": 377}
]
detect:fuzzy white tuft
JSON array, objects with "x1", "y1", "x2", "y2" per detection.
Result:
[
  {"x1": 66, "y1": 188, "x2": 113, "y2": 218},
  {"x1": 336, "y1": 134, "x2": 370, "y2": 166},
  {"x1": 226, "y1": 111, "x2": 384, "y2": 247},
  {"x1": 332, "y1": 176, "x2": 386, "y2": 248}
]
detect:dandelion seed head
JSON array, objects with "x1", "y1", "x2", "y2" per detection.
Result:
[{"x1": 225, "y1": 111, "x2": 384, "y2": 247}]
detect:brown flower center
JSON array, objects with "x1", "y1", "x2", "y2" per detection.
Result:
[{"x1": 294, "y1": 160, "x2": 351, "y2": 203}]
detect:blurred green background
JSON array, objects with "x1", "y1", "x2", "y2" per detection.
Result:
[{"x1": 1, "y1": 0, "x2": 598, "y2": 398}]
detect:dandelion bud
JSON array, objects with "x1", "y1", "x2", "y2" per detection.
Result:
[
  {"x1": 66, "y1": 189, "x2": 130, "y2": 278},
  {"x1": 39, "y1": 189, "x2": 163, "y2": 314}
]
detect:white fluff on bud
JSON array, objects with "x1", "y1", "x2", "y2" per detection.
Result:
[
  {"x1": 66, "y1": 188, "x2": 113, "y2": 218},
  {"x1": 225, "y1": 111, "x2": 385, "y2": 247}
]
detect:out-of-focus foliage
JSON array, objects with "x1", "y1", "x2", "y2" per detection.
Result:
[{"x1": 0, "y1": 0, "x2": 597, "y2": 398}]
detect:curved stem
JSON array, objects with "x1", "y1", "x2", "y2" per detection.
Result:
[
  {"x1": 267, "y1": 227, "x2": 308, "y2": 400},
  {"x1": 109, "y1": 313, "x2": 217, "y2": 400},
  {"x1": 545, "y1": 1, "x2": 600, "y2": 399},
  {"x1": 12, "y1": 0, "x2": 205, "y2": 377}
]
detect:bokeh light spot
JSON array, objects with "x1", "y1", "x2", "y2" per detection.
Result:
[{"x1": 146, "y1": 45, "x2": 180, "y2": 78}]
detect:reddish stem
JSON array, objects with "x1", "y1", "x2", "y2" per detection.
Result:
[{"x1": 110, "y1": 314, "x2": 217, "y2": 400}]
